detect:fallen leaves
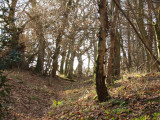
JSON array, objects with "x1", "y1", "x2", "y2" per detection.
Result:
[{"x1": 1, "y1": 70, "x2": 160, "y2": 120}]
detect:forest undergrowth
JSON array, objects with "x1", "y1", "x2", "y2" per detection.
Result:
[{"x1": 1, "y1": 69, "x2": 160, "y2": 120}]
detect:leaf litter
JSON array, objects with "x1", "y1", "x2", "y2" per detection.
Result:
[{"x1": 1, "y1": 70, "x2": 160, "y2": 120}]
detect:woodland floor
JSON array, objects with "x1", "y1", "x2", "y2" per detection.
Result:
[{"x1": 1, "y1": 69, "x2": 160, "y2": 120}]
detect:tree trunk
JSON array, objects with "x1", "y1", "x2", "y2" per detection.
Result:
[
  {"x1": 67, "y1": 51, "x2": 75, "y2": 79},
  {"x1": 154, "y1": 8, "x2": 160, "y2": 60},
  {"x1": 94, "y1": 40, "x2": 98, "y2": 64},
  {"x1": 52, "y1": 0, "x2": 72, "y2": 77},
  {"x1": 77, "y1": 54, "x2": 83, "y2": 76},
  {"x1": 121, "y1": 42, "x2": 130, "y2": 72},
  {"x1": 86, "y1": 51, "x2": 91, "y2": 76},
  {"x1": 94, "y1": 0, "x2": 110, "y2": 102},
  {"x1": 52, "y1": 33, "x2": 62, "y2": 77},
  {"x1": 64, "y1": 48, "x2": 71, "y2": 75},
  {"x1": 107, "y1": 0, "x2": 120, "y2": 85},
  {"x1": 113, "y1": 34, "x2": 120, "y2": 79},
  {"x1": 30, "y1": 0, "x2": 45, "y2": 74},
  {"x1": 137, "y1": 0, "x2": 152, "y2": 72},
  {"x1": 34, "y1": 18, "x2": 45, "y2": 74},
  {"x1": 9, "y1": 0, "x2": 19, "y2": 49},
  {"x1": 60, "y1": 51, "x2": 66, "y2": 74},
  {"x1": 127, "y1": 11, "x2": 132, "y2": 72}
]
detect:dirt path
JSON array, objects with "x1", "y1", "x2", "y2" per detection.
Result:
[{"x1": 4, "y1": 70, "x2": 93, "y2": 119}]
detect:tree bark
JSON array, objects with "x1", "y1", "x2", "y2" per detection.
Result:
[
  {"x1": 64, "y1": 48, "x2": 71, "y2": 76},
  {"x1": 9, "y1": 0, "x2": 19, "y2": 49},
  {"x1": 107, "y1": 0, "x2": 120, "y2": 85},
  {"x1": 60, "y1": 51, "x2": 66, "y2": 74},
  {"x1": 34, "y1": 17, "x2": 45, "y2": 74},
  {"x1": 94, "y1": 40, "x2": 98, "y2": 64},
  {"x1": 113, "y1": 31, "x2": 120, "y2": 78},
  {"x1": 154, "y1": 8, "x2": 160, "y2": 60},
  {"x1": 52, "y1": 33, "x2": 62, "y2": 77},
  {"x1": 147, "y1": 0, "x2": 154, "y2": 71},
  {"x1": 94, "y1": 0, "x2": 110, "y2": 102},
  {"x1": 30, "y1": 0, "x2": 45, "y2": 74},
  {"x1": 67, "y1": 51, "x2": 76, "y2": 79},
  {"x1": 127, "y1": 11, "x2": 132, "y2": 72}
]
